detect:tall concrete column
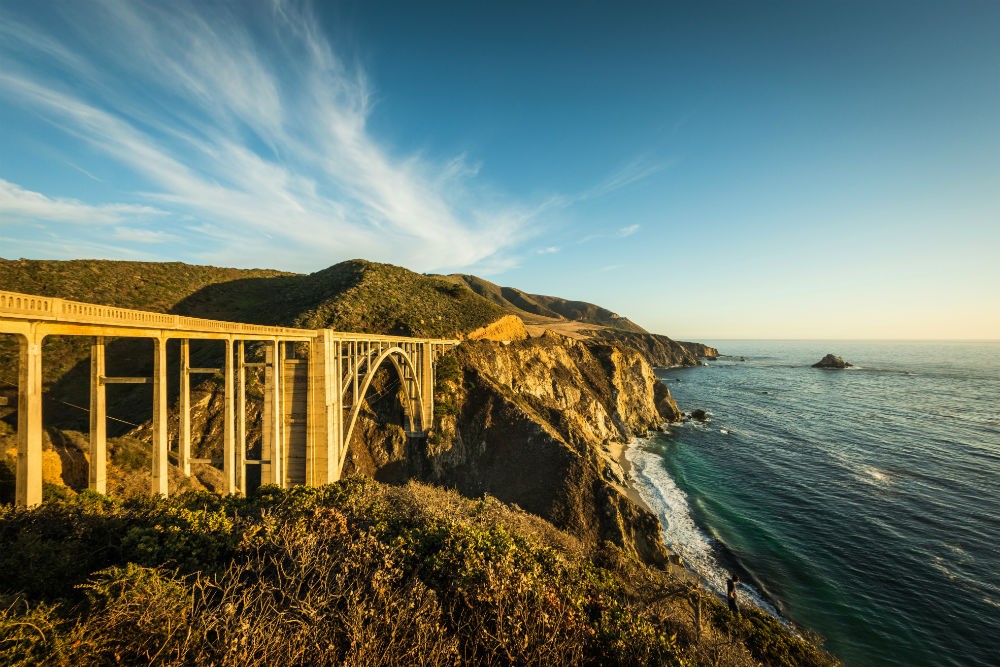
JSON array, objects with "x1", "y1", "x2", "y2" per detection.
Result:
[
  {"x1": 307, "y1": 331, "x2": 336, "y2": 485},
  {"x1": 223, "y1": 337, "x2": 236, "y2": 494},
  {"x1": 420, "y1": 342, "x2": 434, "y2": 430},
  {"x1": 275, "y1": 341, "x2": 285, "y2": 487},
  {"x1": 178, "y1": 338, "x2": 191, "y2": 477},
  {"x1": 262, "y1": 340, "x2": 283, "y2": 487},
  {"x1": 332, "y1": 339, "x2": 344, "y2": 481},
  {"x1": 89, "y1": 336, "x2": 107, "y2": 494},
  {"x1": 151, "y1": 335, "x2": 169, "y2": 496},
  {"x1": 236, "y1": 340, "x2": 246, "y2": 495},
  {"x1": 15, "y1": 330, "x2": 43, "y2": 507}
]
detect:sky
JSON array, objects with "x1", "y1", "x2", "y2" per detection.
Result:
[{"x1": 0, "y1": 1, "x2": 997, "y2": 340}]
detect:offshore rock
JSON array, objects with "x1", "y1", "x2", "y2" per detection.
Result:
[{"x1": 812, "y1": 353, "x2": 852, "y2": 369}]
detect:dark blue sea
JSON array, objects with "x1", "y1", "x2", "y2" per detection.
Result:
[{"x1": 626, "y1": 340, "x2": 1000, "y2": 667}]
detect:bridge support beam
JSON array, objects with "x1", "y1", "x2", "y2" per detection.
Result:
[
  {"x1": 178, "y1": 339, "x2": 191, "y2": 477},
  {"x1": 236, "y1": 340, "x2": 246, "y2": 494},
  {"x1": 89, "y1": 336, "x2": 107, "y2": 494},
  {"x1": 420, "y1": 342, "x2": 434, "y2": 429},
  {"x1": 223, "y1": 337, "x2": 236, "y2": 494},
  {"x1": 151, "y1": 336, "x2": 169, "y2": 496},
  {"x1": 307, "y1": 332, "x2": 337, "y2": 485},
  {"x1": 15, "y1": 331, "x2": 43, "y2": 507},
  {"x1": 262, "y1": 341, "x2": 283, "y2": 487}
]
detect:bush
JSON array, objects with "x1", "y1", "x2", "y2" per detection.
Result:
[{"x1": 0, "y1": 480, "x2": 838, "y2": 667}]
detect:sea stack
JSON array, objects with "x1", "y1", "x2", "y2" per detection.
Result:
[{"x1": 812, "y1": 353, "x2": 852, "y2": 369}]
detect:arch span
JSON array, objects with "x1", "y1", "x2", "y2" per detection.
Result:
[{"x1": 339, "y1": 346, "x2": 426, "y2": 475}]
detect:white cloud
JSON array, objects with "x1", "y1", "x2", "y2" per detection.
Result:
[
  {"x1": 0, "y1": 1, "x2": 535, "y2": 273},
  {"x1": 536, "y1": 246, "x2": 560, "y2": 255},
  {"x1": 0, "y1": 178, "x2": 164, "y2": 225},
  {"x1": 112, "y1": 226, "x2": 178, "y2": 244},
  {"x1": 618, "y1": 224, "x2": 640, "y2": 237}
]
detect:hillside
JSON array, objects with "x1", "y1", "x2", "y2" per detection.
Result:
[
  {"x1": 0, "y1": 481, "x2": 838, "y2": 667},
  {"x1": 0, "y1": 258, "x2": 511, "y2": 436},
  {"x1": 442, "y1": 273, "x2": 648, "y2": 333}
]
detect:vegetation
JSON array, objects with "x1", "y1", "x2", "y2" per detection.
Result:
[
  {"x1": 0, "y1": 258, "x2": 506, "y2": 436},
  {"x1": 287, "y1": 261, "x2": 507, "y2": 338},
  {"x1": 0, "y1": 480, "x2": 837, "y2": 667}
]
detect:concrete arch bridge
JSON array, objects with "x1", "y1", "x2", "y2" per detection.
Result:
[{"x1": 0, "y1": 289, "x2": 458, "y2": 506}]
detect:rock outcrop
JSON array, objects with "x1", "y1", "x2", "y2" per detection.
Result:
[
  {"x1": 465, "y1": 314, "x2": 529, "y2": 341},
  {"x1": 812, "y1": 354, "x2": 852, "y2": 369},
  {"x1": 679, "y1": 341, "x2": 720, "y2": 360},
  {"x1": 584, "y1": 329, "x2": 705, "y2": 367}
]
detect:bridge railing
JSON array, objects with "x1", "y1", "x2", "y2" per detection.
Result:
[
  {"x1": 0, "y1": 289, "x2": 311, "y2": 338},
  {"x1": 0, "y1": 290, "x2": 463, "y2": 345}
]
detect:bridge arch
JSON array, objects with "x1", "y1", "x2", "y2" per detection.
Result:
[{"x1": 340, "y1": 346, "x2": 426, "y2": 474}]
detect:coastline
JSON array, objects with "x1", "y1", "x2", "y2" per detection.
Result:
[
  {"x1": 608, "y1": 433, "x2": 700, "y2": 579},
  {"x1": 607, "y1": 437, "x2": 655, "y2": 514}
]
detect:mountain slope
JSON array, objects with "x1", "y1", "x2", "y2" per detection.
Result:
[{"x1": 443, "y1": 273, "x2": 648, "y2": 333}]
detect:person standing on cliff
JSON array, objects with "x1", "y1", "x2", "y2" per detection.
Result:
[{"x1": 727, "y1": 573, "x2": 741, "y2": 616}]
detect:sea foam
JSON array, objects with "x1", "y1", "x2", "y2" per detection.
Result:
[{"x1": 625, "y1": 436, "x2": 776, "y2": 614}]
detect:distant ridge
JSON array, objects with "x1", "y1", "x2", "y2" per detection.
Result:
[{"x1": 442, "y1": 273, "x2": 648, "y2": 334}]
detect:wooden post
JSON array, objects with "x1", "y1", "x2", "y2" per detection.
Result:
[
  {"x1": 89, "y1": 336, "x2": 107, "y2": 494},
  {"x1": 15, "y1": 331, "x2": 43, "y2": 507}
]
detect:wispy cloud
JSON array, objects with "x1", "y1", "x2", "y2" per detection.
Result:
[
  {"x1": 0, "y1": 178, "x2": 164, "y2": 225},
  {"x1": 577, "y1": 158, "x2": 667, "y2": 202},
  {"x1": 0, "y1": 1, "x2": 538, "y2": 272},
  {"x1": 578, "y1": 224, "x2": 641, "y2": 244},
  {"x1": 536, "y1": 246, "x2": 560, "y2": 255}
]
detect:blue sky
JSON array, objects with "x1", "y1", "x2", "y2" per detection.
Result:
[{"x1": 1, "y1": 1, "x2": 997, "y2": 339}]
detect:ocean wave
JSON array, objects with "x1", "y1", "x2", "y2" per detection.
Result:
[{"x1": 625, "y1": 438, "x2": 777, "y2": 614}]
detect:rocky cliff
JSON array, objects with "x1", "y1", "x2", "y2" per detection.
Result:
[
  {"x1": 430, "y1": 336, "x2": 680, "y2": 564},
  {"x1": 584, "y1": 329, "x2": 718, "y2": 367},
  {"x1": 344, "y1": 334, "x2": 683, "y2": 566}
]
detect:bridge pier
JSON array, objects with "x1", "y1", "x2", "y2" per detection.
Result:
[
  {"x1": 15, "y1": 330, "x2": 44, "y2": 507},
  {"x1": 236, "y1": 340, "x2": 247, "y2": 494},
  {"x1": 262, "y1": 341, "x2": 284, "y2": 487},
  {"x1": 151, "y1": 336, "x2": 169, "y2": 496},
  {"x1": 89, "y1": 337, "x2": 107, "y2": 494},
  {"x1": 178, "y1": 339, "x2": 191, "y2": 477},
  {"x1": 223, "y1": 337, "x2": 236, "y2": 494}
]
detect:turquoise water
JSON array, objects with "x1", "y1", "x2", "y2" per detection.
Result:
[{"x1": 626, "y1": 341, "x2": 1000, "y2": 667}]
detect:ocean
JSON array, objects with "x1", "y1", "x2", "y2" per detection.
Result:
[{"x1": 625, "y1": 340, "x2": 1000, "y2": 667}]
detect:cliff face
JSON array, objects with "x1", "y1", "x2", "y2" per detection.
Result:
[
  {"x1": 465, "y1": 314, "x2": 529, "y2": 341},
  {"x1": 583, "y1": 329, "x2": 693, "y2": 367},
  {"x1": 421, "y1": 335, "x2": 681, "y2": 565},
  {"x1": 679, "y1": 341, "x2": 720, "y2": 360}
]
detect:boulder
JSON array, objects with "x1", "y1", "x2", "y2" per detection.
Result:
[
  {"x1": 690, "y1": 409, "x2": 709, "y2": 421},
  {"x1": 812, "y1": 353, "x2": 852, "y2": 369}
]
